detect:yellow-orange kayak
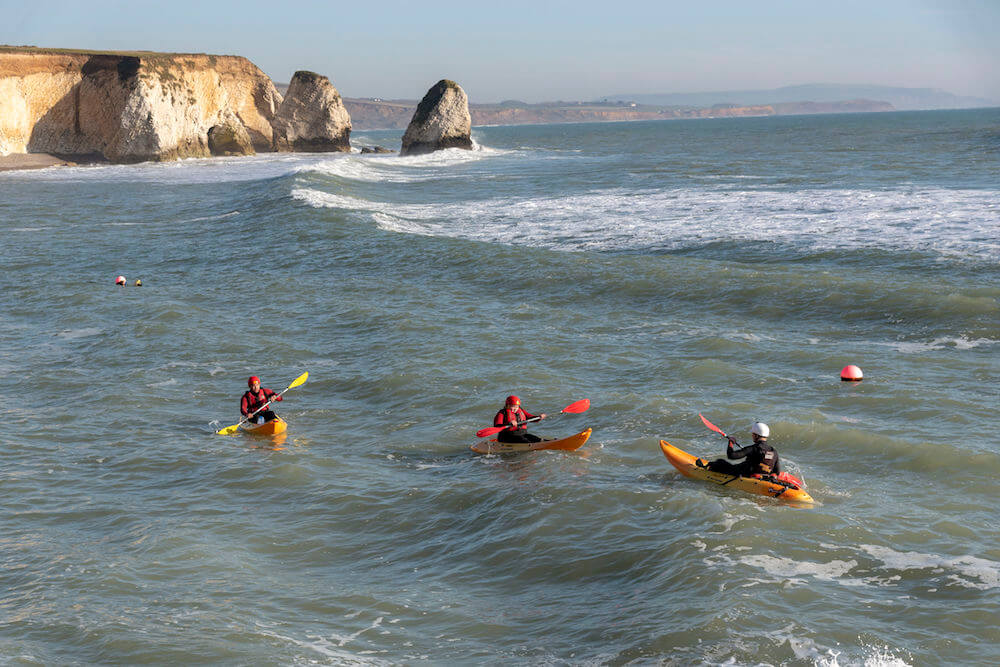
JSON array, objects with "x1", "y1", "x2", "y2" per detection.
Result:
[
  {"x1": 659, "y1": 440, "x2": 813, "y2": 504},
  {"x1": 471, "y1": 428, "x2": 592, "y2": 454},
  {"x1": 240, "y1": 417, "x2": 287, "y2": 437}
]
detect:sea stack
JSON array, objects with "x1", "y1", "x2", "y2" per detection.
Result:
[
  {"x1": 271, "y1": 70, "x2": 351, "y2": 152},
  {"x1": 399, "y1": 79, "x2": 472, "y2": 156}
]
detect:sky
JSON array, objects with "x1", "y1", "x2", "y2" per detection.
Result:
[{"x1": 2, "y1": 0, "x2": 998, "y2": 104}]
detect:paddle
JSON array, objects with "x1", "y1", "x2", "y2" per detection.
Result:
[
  {"x1": 699, "y1": 413, "x2": 739, "y2": 446},
  {"x1": 216, "y1": 372, "x2": 309, "y2": 435},
  {"x1": 476, "y1": 399, "x2": 590, "y2": 438}
]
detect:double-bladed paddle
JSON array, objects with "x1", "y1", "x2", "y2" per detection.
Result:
[
  {"x1": 476, "y1": 398, "x2": 590, "y2": 438},
  {"x1": 216, "y1": 372, "x2": 309, "y2": 435},
  {"x1": 699, "y1": 413, "x2": 739, "y2": 446}
]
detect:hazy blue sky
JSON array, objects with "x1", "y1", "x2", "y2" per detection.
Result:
[{"x1": 2, "y1": 0, "x2": 997, "y2": 103}]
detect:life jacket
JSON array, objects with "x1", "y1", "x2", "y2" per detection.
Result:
[
  {"x1": 241, "y1": 388, "x2": 274, "y2": 417},
  {"x1": 494, "y1": 406, "x2": 529, "y2": 431},
  {"x1": 756, "y1": 445, "x2": 779, "y2": 475}
]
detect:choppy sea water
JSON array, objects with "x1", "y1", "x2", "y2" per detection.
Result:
[{"x1": 1, "y1": 108, "x2": 998, "y2": 665}]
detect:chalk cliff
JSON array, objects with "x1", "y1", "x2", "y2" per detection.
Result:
[
  {"x1": 0, "y1": 48, "x2": 281, "y2": 161},
  {"x1": 400, "y1": 80, "x2": 472, "y2": 156},
  {"x1": 271, "y1": 70, "x2": 351, "y2": 152}
]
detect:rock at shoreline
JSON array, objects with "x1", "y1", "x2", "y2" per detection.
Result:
[
  {"x1": 208, "y1": 118, "x2": 254, "y2": 156},
  {"x1": 271, "y1": 70, "x2": 351, "y2": 152},
  {"x1": 359, "y1": 145, "x2": 393, "y2": 154},
  {"x1": 399, "y1": 80, "x2": 472, "y2": 156}
]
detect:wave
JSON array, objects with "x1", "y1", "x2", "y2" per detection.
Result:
[
  {"x1": 292, "y1": 182, "x2": 1000, "y2": 261},
  {"x1": 295, "y1": 145, "x2": 515, "y2": 183}
]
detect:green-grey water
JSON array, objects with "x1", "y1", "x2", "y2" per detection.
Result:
[{"x1": 1, "y1": 108, "x2": 999, "y2": 665}]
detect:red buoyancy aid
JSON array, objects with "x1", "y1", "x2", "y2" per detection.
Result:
[
  {"x1": 241, "y1": 387, "x2": 277, "y2": 417},
  {"x1": 494, "y1": 406, "x2": 536, "y2": 431}
]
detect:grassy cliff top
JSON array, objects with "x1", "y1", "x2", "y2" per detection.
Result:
[{"x1": 0, "y1": 45, "x2": 236, "y2": 59}]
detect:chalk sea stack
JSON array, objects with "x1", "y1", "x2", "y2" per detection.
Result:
[
  {"x1": 399, "y1": 79, "x2": 472, "y2": 156},
  {"x1": 271, "y1": 70, "x2": 351, "y2": 152},
  {"x1": 0, "y1": 48, "x2": 280, "y2": 162}
]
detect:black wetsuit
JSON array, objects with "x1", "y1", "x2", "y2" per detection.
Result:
[{"x1": 707, "y1": 438, "x2": 781, "y2": 477}]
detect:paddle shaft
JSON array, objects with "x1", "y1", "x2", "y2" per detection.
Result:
[
  {"x1": 476, "y1": 399, "x2": 589, "y2": 438},
  {"x1": 699, "y1": 413, "x2": 741, "y2": 448}
]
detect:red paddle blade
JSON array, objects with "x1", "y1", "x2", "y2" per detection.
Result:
[
  {"x1": 476, "y1": 425, "x2": 506, "y2": 438},
  {"x1": 561, "y1": 399, "x2": 590, "y2": 414},
  {"x1": 699, "y1": 413, "x2": 727, "y2": 437}
]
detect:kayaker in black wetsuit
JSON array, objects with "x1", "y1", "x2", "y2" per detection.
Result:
[
  {"x1": 699, "y1": 422, "x2": 781, "y2": 477},
  {"x1": 241, "y1": 376, "x2": 282, "y2": 424},
  {"x1": 494, "y1": 395, "x2": 547, "y2": 443}
]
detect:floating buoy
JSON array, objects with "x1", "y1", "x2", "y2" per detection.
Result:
[
  {"x1": 115, "y1": 275, "x2": 126, "y2": 286},
  {"x1": 841, "y1": 364, "x2": 863, "y2": 381},
  {"x1": 134, "y1": 279, "x2": 142, "y2": 287}
]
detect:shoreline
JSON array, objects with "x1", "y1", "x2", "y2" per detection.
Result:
[{"x1": 0, "y1": 153, "x2": 79, "y2": 172}]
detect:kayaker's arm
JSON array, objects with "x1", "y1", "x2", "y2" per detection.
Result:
[{"x1": 726, "y1": 438, "x2": 750, "y2": 460}]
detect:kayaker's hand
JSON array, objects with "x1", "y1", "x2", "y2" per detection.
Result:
[
  {"x1": 274, "y1": 395, "x2": 283, "y2": 401},
  {"x1": 510, "y1": 419, "x2": 518, "y2": 428},
  {"x1": 540, "y1": 413, "x2": 547, "y2": 420}
]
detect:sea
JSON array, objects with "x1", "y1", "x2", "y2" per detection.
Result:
[{"x1": 1, "y1": 108, "x2": 998, "y2": 665}]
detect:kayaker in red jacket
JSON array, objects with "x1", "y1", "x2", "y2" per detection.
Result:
[
  {"x1": 699, "y1": 422, "x2": 781, "y2": 476},
  {"x1": 493, "y1": 395, "x2": 547, "y2": 443},
  {"x1": 241, "y1": 376, "x2": 282, "y2": 424}
]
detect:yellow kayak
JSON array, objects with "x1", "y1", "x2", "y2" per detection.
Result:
[
  {"x1": 240, "y1": 417, "x2": 287, "y2": 437},
  {"x1": 471, "y1": 428, "x2": 592, "y2": 454},
  {"x1": 659, "y1": 440, "x2": 813, "y2": 504}
]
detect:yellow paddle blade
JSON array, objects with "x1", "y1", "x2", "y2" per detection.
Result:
[
  {"x1": 286, "y1": 371, "x2": 308, "y2": 390},
  {"x1": 216, "y1": 422, "x2": 243, "y2": 435}
]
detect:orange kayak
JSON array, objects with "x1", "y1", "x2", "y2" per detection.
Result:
[
  {"x1": 240, "y1": 417, "x2": 287, "y2": 437},
  {"x1": 659, "y1": 440, "x2": 813, "y2": 504},
  {"x1": 471, "y1": 428, "x2": 592, "y2": 454}
]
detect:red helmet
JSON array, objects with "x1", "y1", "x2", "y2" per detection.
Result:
[
  {"x1": 505, "y1": 395, "x2": 520, "y2": 407},
  {"x1": 248, "y1": 376, "x2": 260, "y2": 387}
]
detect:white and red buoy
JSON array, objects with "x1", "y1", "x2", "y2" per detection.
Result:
[
  {"x1": 841, "y1": 364, "x2": 863, "y2": 382},
  {"x1": 115, "y1": 275, "x2": 127, "y2": 286}
]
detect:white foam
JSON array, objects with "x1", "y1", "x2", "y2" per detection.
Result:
[
  {"x1": 55, "y1": 328, "x2": 102, "y2": 339},
  {"x1": 879, "y1": 336, "x2": 999, "y2": 354},
  {"x1": 738, "y1": 554, "x2": 860, "y2": 583},
  {"x1": 292, "y1": 183, "x2": 1000, "y2": 261},
  {"x1": 860, "y1": 544, "x2": 1000, "y2": 590}
]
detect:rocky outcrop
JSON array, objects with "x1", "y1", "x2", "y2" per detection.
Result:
[
  {"x1": 399, "y1": 79, "x2": 472, "y2": 155},
  {"x1": 208, "y1": 118, "x2": 254, "y2": 156},
  {"x1": 271, "y1": 70, "x2": 351, "y2": 152},
  {"x1": 0, "y1": 48, "x2": 281, "y2": 161}
]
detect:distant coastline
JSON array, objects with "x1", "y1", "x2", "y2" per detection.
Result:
[{"x1": 342, "y1": 97, "x2": 895, "y2": 131}]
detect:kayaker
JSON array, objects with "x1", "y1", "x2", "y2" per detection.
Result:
[
  {"x1": 699, "y1": 422, "x2": 781, "y2": 477},
  {"x1": 493, "y1": 395, "x2": 547, "y2": 443},
  {"x1": 241, "y1": 376, "x2": 283, "y2": 424}
]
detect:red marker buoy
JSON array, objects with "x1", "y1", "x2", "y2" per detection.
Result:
[
  {"x1": 115, "y1": 275, "x2": 126, "y2": 286},
  {"x1": 841, "y1": 365, "x2": 863, "y2": 382}
]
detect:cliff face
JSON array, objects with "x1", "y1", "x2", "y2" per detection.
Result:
[{"x1": 0, "y1": 49, "x2": 281, "y2": 161}]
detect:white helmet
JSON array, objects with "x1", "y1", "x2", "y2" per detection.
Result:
[{"x1": 751, "y1": 422, "x2": 770, "y2": 438}]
